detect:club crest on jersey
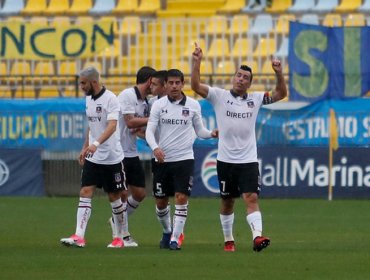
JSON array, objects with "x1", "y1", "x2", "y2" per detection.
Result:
[
  {"x1": 247, "y1": 100, "x2": 254, "y2": 108},
  {"x1": 182, "y1": 107, "x2": 189, "y2": 117},
  {"x1": 114, "y1": 173, "x2": 122, "y2": 183},
  {"x1": 96, "y1": 106, "x2": 102, "y2": 113}
]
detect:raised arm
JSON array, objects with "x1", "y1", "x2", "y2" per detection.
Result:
[
  {"x1": 191, "y1": 42, "x2": 209, "y2": 98},
  {"x1": 270, "y1": 56, "x2": 288, "y2": 102}
]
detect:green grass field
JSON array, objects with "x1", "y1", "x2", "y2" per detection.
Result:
[{"x1": 0, "y1": 197, "x2": 369, "y2": 280}]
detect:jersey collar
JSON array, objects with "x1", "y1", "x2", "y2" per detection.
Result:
[
  {"x1": 134, "y1": 86, "x2": 148, "y2": 104},
  {"x1": 91, "y1": 86, "x2": 106, "y2": 100},
  {"x1": 167, "y1": 93, "x2": 186, "y2": 105},
  {"x1": 230, "y1": 90, "x2": 248, "y2": 100}
]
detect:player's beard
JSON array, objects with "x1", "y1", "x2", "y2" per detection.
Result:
[{"x1": 85, "y1": 82, "x2": 94, "y2": 96}]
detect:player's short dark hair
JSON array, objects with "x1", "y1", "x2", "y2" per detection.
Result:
[
  {"x1": 166, "y1": 69, "x2": 184, "y2": 82},
  {"x1": 152, "y1": 70, "x2": 168, "y2": 86},
  {"x1": 136, "y1": 66, "x2": 156, "y2": 84},
  {"x1": 239, "y1": 64, "x2": 253, "y2": 82}
]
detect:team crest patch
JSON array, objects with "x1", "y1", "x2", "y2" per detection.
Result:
[
  {"x1": 247, "y1": 101, "x2": 254, "y2": 108},
  {"x1": 182, "y1": 107, "x2": 189, "y2": 117},
  {"x1": 114, "y1": 173, "x2": 122, "y2": 183},
  {"x1": 96, "y1": 106, "x2": 102, "y2": 113}
]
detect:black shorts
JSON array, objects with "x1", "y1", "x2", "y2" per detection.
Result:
[
  {"x1": 123, "y1": 156, "x2": 145, "y2": 188},
  {"x1": 216, "y1": 160, "x2": 261, "y2": 198},
  {"x1": 153, "y1": 159, "x2": 194, "y2": 198},
  {"x1": 151, "y1": 158, "x2": 158, "y2": 174},
  {"x1": 81, "y1": 160, "x2": 126, "y2": 193}
]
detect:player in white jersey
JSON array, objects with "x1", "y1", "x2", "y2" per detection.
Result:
[
  {"x1": 108, "y1": 66, "x2": 156, "y2": 246},
  {"x1": 60, "y1": 66, "x2": 126, "y2": 249},
  {"x1": 146, "y1": 69, "x2": 218, "y2": 250},
  {"x1": 191, "y1": 43, "x2": 287, "y2": 252}
]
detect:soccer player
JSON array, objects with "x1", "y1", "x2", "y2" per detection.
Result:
[
  {"x1": 191, "y1": 43, "x2": 287, "y2": 252},
  {"x1": 60, "y1": 66, "x2": 126, "y2": 248},
  {"x1": 146, "y1": 69, "x2": 218, "y2": 250},
  {"x1": 109, "y1": 66, "x2": 156, "y2": 247}
]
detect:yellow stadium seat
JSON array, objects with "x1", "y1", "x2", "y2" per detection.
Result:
[
  {"x1": 344, "y1": 14, "x2": 366, "y2": 26},
  {"x1": 57, "y1": 61, "x2": 78, "y2": 85},
  {"x1": 230, "y1": 38, "x2": 253, "y2": 58},
  {"x1": 205, "y1": 16, "x2": 228, "y2": 35},
  {"x1": 182, "y1": 38, "x2": 206, "y2": 58},
  {"x1": 32, "y1": 61, "x2": 55, "y2": 85},
  {"x1": 112, "y1": 0, "x2": 138, "y2": 14},
  {"x1": 323, "y1": 13, "x2": 343, "y2": 27},
  {"x1": 200, "y1": 60, "x2": 213, "y2": 75},
  {"x1": 135, "y1": 0, "x2": 160, "y2": 14},
  {"x1": 21, "y1": 0, "x2": 47, "y2": 15},
  {"x1": 207, "y1": 38, "x2": 230, "y2": 58},
  {"x1": 44, "y1": 0, "x2": 70, "y2": 15},
  {"x1": 10, "y1": 61, "x2": 31, "y2": 83},
  {"x1": 214, "y1": 60, "x2": 235, "y2": 82},
  {"x1": 218, "y1": 0, "x2": 245, "y2": 13},
  {"x1": 335, "y1": 0, "x2": 362, "y2": 13},
  {"x1": 172, "y1": 60, "x2": 191, "y2": 75},
  {"x1": 261, "y1": 59, "x2": 275, "y2": 81},
  {"x1": 243, "y1": 60, "x2": 258, "y2": 73},
  {"x1": 118, "y1": 16, "x2": 141, "y2": 36},
  {"x1": 274, "y1": 14, "x2": 296, "y2": 35},
  {"x1": 252, "y1": 38, "x2": 276, "y2": 58},
  {"x1": 7, "y1": 16, "x2": 24, "y2": 23},
  {"x1": 0, "y1": 89, "x2": 12, "y2": 98},
  {"x1": 0, "y1": 62, "x2": 8, "y2": 75},
  {"x1": 112, "y1": 56, "x2": 146, "y2": 75},
  {"x1": 39, "y1": 87, "x2": 60, "y2": 98},
  {"x1": 266, "y1": 0, "x2": 292, "y2": 13},
  {"x1": 14, "y1": 88, "x2": 36, "y2": 99},
  {"x1": 68, "y1": 0, "x2": 92, "y2": 15},
  {"x1": 227, "y1": 15, "x2": 250, "y2": 35}
]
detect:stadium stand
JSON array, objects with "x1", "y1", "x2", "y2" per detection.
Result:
[
  {"x1": 358, "y1": 0, "x2": 370, "y2": 12},
  {"x1": 335, "y1": 0, "x2": 362, "y2": 13},
  {"x1": 117, "y1": 16, "x2": 142, "y2": 36},
  {"x1": 39, "y1": 87, "x2": 60, "y2": 98},
  {"x1": 300, "y1": 14, "x2": 320, "y2": 25},
  {"x1": 68, "y1": 0, "x2": 92, "y2": 15},
  {"x1": 231, "y1": 38, "x2": 253, "y2": 58},
  {"x1": 249, "y1": 14, "x2": 273, "y2": 35},
  {"x1": 311, "y1": 0, "x2": 338, "y2": 13},
  {"x1": 344, "y1": 13, "x2": 366, "y2": 26},
  {"x1": 252, "y1": 38, "x2": 276, "y2": 58},
  {"x1": 275, "y1": 37, "x2": 289, "y2": 59},
  {"x1": 323, "y1": 13, "x2": 343, "y2": 26},
  {"x1": 242, "y1": 0, "x2": 266, "y2": 13},
  {"x1": 21, "y1": 0, "x2": 47, "y2": 16},
  {"x1": 227, "y1": 14, "x2": 250, "y2": 35},
  {"x1": 274, "y1": 14, "x2": 296, "y2": 35},
  {"x1": 111, "y1": 0, "x2": 139, "y2": 14},
  {"x1": 32, "y1": 61, "x2": 55, "y2": 86},
  {"x1": 136, "y1": 0, "x2": 161, "y2": 15},
  {"x1": 44, "y1": 0, "x2": 70, "y2": 16},
  {"x1": 89, "y1": 0, "x2": 116, "y2": 15},
  {"x1": 0, "y1": 0, "x2": 24, "y2": 16},
  {"x1": 73, "y1": 16, "x2": 94, "y2": 25},
  {"x1": 288, "y1": 0, "x2": 316, "y2": 13},
  {"x1": 205, "y1": 15, "x2": 228, "y2": 35},
  {"x1": 50, "y1": 16, "x2": 71, "y2": 26},
  {"x1": 207, "y1": 38, "x2": 230, "y2": 58},
  {"x1": 265, "y1": 0, "x2": 292, "y2": 13},
  {"x1": 218, "y1": 0, "x2": 245, "y2": 13}
]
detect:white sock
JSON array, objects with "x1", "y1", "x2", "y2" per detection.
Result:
[
  {"x1": 156, "y1": 205, "x2": 172, "y2": 234},
  {"x1": 111, "y1": 199, "x2": 125, "y2": 238},
  {"x1": 127, "y1": 195, "x2": 140, "y2": 216},
  {"x1": 220, "y1": 213, "x2": 234, "y2": 242},
  {"x1": 121, "y1": 202, "x2": 130, "y2": 238},
  {"x1": 246, "y1": 211, "x2": 263, "y2": 240},
  {"x1": 171, "y1": 204, "x2": 187, "y2": 242},
  {"x1": 75, "y1": 197, "x2": 92, "y2": 238}
]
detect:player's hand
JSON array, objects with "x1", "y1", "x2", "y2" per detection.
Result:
[
  {"x1": 192, "y1": 42, "x2": 203, "y2": 62},
  {"x1": 83, "y1": 144, "x2": 98, "y2": 160},
  {"x1": 79, "y1": 148, "x2": 87, "y2": 166},
  {"x1": 153, "y1": 147, "x2": 165, "y2": 163},
  {"x1": 211, "y1": 129, "x2": 219, "y2": 138},
  {"x1": 271, "y1": 55, "x2": 282, "y2": 73}
]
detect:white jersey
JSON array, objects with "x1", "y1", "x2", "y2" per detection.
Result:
[
  {"x1": 85, "y1": 87, "x2": 124, "y2": 164},
  {"x1": 207, "y1": 86, "x2": 265, "y2": 164},
  {"x1": 148, "y1": 95, "x2": 162, "y2": 159},
  {"x1": 146, "y1": 94, "x2": 212, "y2": 162},
  {"x1": 117, "y1": 87, "x2": 149, "y2": 158}
]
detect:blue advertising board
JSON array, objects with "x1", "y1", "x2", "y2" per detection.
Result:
[
  {"x1": 194, "y1": 146, "x2": 370, "y2": 198},
  {"x1": 0, "y1": 149, "x2": 44, "y2": 196}
]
